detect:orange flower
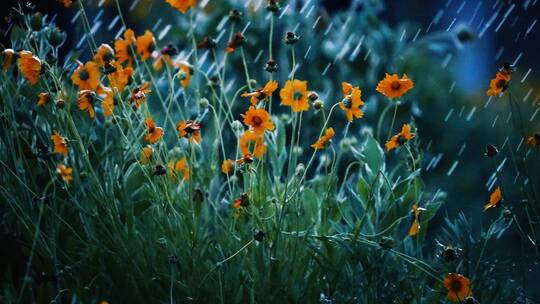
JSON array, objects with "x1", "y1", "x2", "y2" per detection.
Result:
[
  {"x1": 527, "y1": 132, "x2": 540, "y2": 148},
  {"x1": 153, "y1": 54, "x2": 174, "y2": 71},
  {"x1": 376, "y1": 73, "x2": 414, "y2": 99},
  {"x1": 58, "y1": 0, "x2": 72, "y2": 7},
  {"x1": 71, "y1": 61, "x2": 100, "y2": 91},
  {"x1": 168, "y1": 157, "x2": 190, "y2": 181},
  {"x1": 242, "y1": 106, "x2": 275, "y2": 135},
  {"x1": 78, "y1": 90, "x2": 96, "y2": 119},
  {"x1": 93, "y1": 44, "x2": 115, "y2": 66},
  {"x1": 37, "y1": 92, "x2": 50, "y2": 107},
  {"x1": 165, "y1": 0, "x2": 196, "y2": 13},
  {"x1": 140, "y1": 145, "x2": 154, "y2": 164},
  {"x1": 233, "y1": 193, "x2": 249, "y2": 209},
  {"x1": 484, "y1": 186, "x2": 502, "y2": 211},
  {"x1": 18, "y1": 51, "x2": 42, "y2": 85},
  {"x1": 385, "y1": 123, "x2": 415, "y2": 151},
  {"x1": 176, "y1": 60, "x2": 192, "y2": 88},
  {"x1": 114, "y1": 29, "x2": 136, "y2": 66},
  {"x1": 177, "y1": 120, "x2": 201, "y2": 143},
  {"x1": 1, "y1": 49, "x2": 15, "y2": 70},
  {"x1": 56, "y1": 164, "x2": 73, "y2": 183},
  {"x1": 51, "y1": 130, "x2": 68, "y2": 157},
  {"x1": 129, "y1": 82, "x2": 152, "y2": 109},
  {"x1": 144, "y1": 118, "x2": 164, "y2": 144},
  {"x1": 486, "y1": 71, "x2": 511, "y2": 96},
  {"x1": 443, "y1": 273, "x2": 472, "y2": 302},
  {"x1": 221, "y1": 159, "x2": 234, "y2": 174},
  {"x1": 226, "y1": 32, "x2": 245, "y2": 53},
  {"x1": 280, "y1": 79, "x2": 309, "y2": 112},
  {"x1": 108, "y1": 62, "x2": 133, "y2": 91},
  {"x1": 102, "y1": 88, "x2": 115, "y2": 117},
  {"x1": 241, "y1": 80, "x2": 279, "y2": 105},
  {"x1": 408, "y1": 204, "x2": 426, "y2": 237},
  {"x1": 240, "y1": 131, "x2": 267, "y2": 159},
  {"x1": 339, "y1": 82, "x2": 365, "y2": 121},
  {"x1": 136, "y1": 30, "x2": 156, "y2": 60},
  {"x1": 311, "y1": 127, "x2": 335, "y2": 150}
]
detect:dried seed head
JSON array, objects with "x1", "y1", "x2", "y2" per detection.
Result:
[
  {"x1": 196, "y1": 36, "x2": 217, "y2": 50},
  {"x1": 441, "y1": 245, "x2": 459, "y2": 262},
  {"x1": 264, "y1": 59, "x2": 278, "y2": 73},
  {"x1": 308, "y1": 91, "x2": 319, "y2": 101},
  {"x1": 284, "y1": 31, "x2": 300, "y2": 44},
  {"x1": 161, "y1": 43, "x2": 178, "y2": 56},
  {"x1": 484, "y1": 144, "x2": 499, "y2": 157},
  {"x1": 266, "y1": 0, "x2": 280, "y2": 12},
  {"x1": 153, "y1": 164, "x2": 167, "y2": 176},
  {"x1": 228, "y1": 9, "x2": 243, "y2": 23},
  {"x1": 254, "y1": 230, "x2": 265, "y2": 242},
  {"x1": 313, "y1": 100, "x2": 323, "y2": 110}
]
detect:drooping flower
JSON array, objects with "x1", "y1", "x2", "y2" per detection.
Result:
[
  {"x1": 385, "y1": 123, "x2": 415, "y2": 151},
  {"x1": 58, "y1": 0, "x2": 72, "y2": 7},
  {"x1": 376, "y1": 73, "x2": 414, "y2": 99},
  {"x1": 165, "y1": 0, "x2": 196, "y2": 14},
  {"x1": 108, "y1": 62, "x2": 133, "y2": 91},
  {"x1": 114, "y1": 29, "x2": 136, "y2": 66},
  {"x1": 1, "y1": 49, "x2": 15, "y2": 70},
  {"x1": 242, "y1": 106, "x2": 275, "y2": 135},
  {"x1": 176, "y1": 60, "x2": 192, "y2": 88},
  {"x1": 240, "y1": 131, "x2": 267, "y2": 159},
  {"x1": 280, "y1": 79, "x2": 309, "y2": 112},
  {"x1": 37, "y1": 92, "x2": 50, "y2": 107},
  {"x1": 153, "y1": 44, "x2": 178, "y2": 71},
  {"x1": 339, "y1": 82, "x2": 365, "y2": 121},
  {"x1": 526, "y1": 132, "x2": 540, "y2": 148},
  {"x1": 486, "y1": 71, "x2": 511, "y2": 96},
  {"x1": 311, "y1": 127, "x2": 335, "y2": 150},
  {"x1": 233, "y1": 193, "x2": 249, "y2": 209},
  {"x1": 168, "y1": 157, "x2": 190, "y2": 180},
  {"x1": 226, "y1": 32, "x2": 246, "y2": 53},
  {"x1": 129, "y1": 82, "x2": 152, "y2": 109},
  {"x1": 408, "y1": 204, "x2": 426, "y2": 237},
  {"x1": 78, "y1": 90, "x2": 96, "y2": 119},
  {"x1": 136, "y1": 30, "x2": 156, "y2": 60},
  {"x1": 443, "y1": 273, "x2": 472, "y2": 302},
  {"x1": 93, "y1": 43, "x2": 115, "y2": 66},
  {"x1": 241, "y1": 80, "x2": 278, "y2": 105},
  {"x1": 51, "y1": 130, "x2": 68, "y2": 157},
  {"x1": 484, "y1": 186, "x2": 502, "y2": 211},
  {"x1": 144, "y1": 118, "x2": 164, "y2": 144},
  {"x1": 176, "y1": 120, "x2": 201, "y2": 143},
  {"x1": 71, "y1": 61, "x2": 100, "y2": 91},
  {"x1": 102, "y1": 88, "x2": 115, "y2": 117},
  {"x1": 140, "y1": 145, "x2": 154, "y2": 164},
  {"x1": 56, "y1": 164, "x2": 73, "y2": 183},
  {"x1": 18, "y1": 51, "x2": 42, "y2": 85},
  {"x1": 221, "y1": 159, "x2": 234, "y2": 174}
]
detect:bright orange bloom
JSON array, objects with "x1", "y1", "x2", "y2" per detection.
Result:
[
  {"x1": 153, "y1": 54, "x2": 174, "y2": 71},
  {"x1": 242, "y1": 106, "x2": 274, "y2": 135},
  {"x1": 93, "y1": 44, "x2": 115, "y2": 66},
  {"x1": 376, "y1": 73, "x2": 414, "y2": 99},
  {"x1": 385, "y1": 123, "x2": 415, "y2": 151},
  {"x1": 241, "y1": 80, "x2": 279, "y2": 105},
  {"x1": 165, "y1": 0, "x2": 196, "y2": 13},
  {"x1": 527, "y1": 132, "x2": 540, "y2": 148},
  {"x1": 56, "y1": 164, "x2": 73, "y2": 183},
  {"x1": 168, "y1": 157, "x2": 190, "y2": 181},
  {"x1": 78, "y1": 90, "x2": 96, "y2": 119},
  {"x1": 136, "y1": 30, "x2": 156, "y2": 60},
  {"x1": 176, "y1": 60, "x2": 192, "y2": 88},
  {"x1": 240, "y1": 131, "x2": 267, "y2": 159},
  {"x1": 311, "y1": 127, "x2": 335, "y2": 150},
  {"x1": 408, "y1": 204, "x2": 426, "y2": 237},
  {"x1": 71, "y1": 61, "x2": 100, "y2": 91},
  {"x1": 484, "y1": 186, "x2": 502, "y2": 211},
  {"x1": 443, "y1": 273, "x2": 472, "y2": 302},
  {"x1": 144, "y1": 118, "x2": 164, "y2": 144},
  {"x1": 221, "y1": 159, "x2": 234, "y2": 174},
  {"x1": 102, "y1": 88, "x2": 115, "y2": 117},
  {"x1": 486, "y1": 71, "x2": 511, "y2": 96},
  {"x1": 37, "y1": 92, "x2": 50, "y2": 107},
  {"x1": 140, "y1": 145, "x2": 154, "y2": 164},
  {"x1": 129, "y1": 82, "x2": 152, "y2": 109},
  {"x1": 108, "y1": 62, "x2": 133, "y2": 91},
  {"x1": 280, "y1": 79, "x2": 309, "y2": 112},
  {"x1": 51, "y1": 130, "x2": 68, "y2": 157},
  {"x1": 339, "y1": 82, "x2": 365, "y2": 121},
  {"x1": 18, "y1": 51, "x2": 42, "y2": 85},
  {"x1": 114, "y1": 29, "x2": 136, "y2": 66},
  {"x1": 58, "y1": 0, "x2": 72, "y2": 7},
  {"x1": 1, "y1": 49, "x2": 15, "y2": 70},
  {"x1": 177, "y1": 120, "x2": 201, "y2": 143}
]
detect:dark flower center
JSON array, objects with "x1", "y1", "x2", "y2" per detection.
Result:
[
  {"x1": 79, "y1": 70, "x2": 90, "y2": 80},
  {"x1": 252, "y1": 116, "x2": 263, "y2": 126},
  {"x1": 391, "y1": 81, "x2": 401, "y2": 90},
  {"x1": 496, "y1": 79, "x2": 506, "y2": 89},
  {"x1": 451, "y1": 280, "x2": 462, "y2": 292},
  {"x1": 293, "y1": 91, "x2": 303, "y2": 101},
  {"x1": 342, "y1": 97, "x2": 352, "y2": 108}
]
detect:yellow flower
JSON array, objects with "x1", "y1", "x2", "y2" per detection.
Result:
[
  {"x1": 242, "y1": 106, "x2": 275, "y2": 135},
  {"x1": 241, "y1": 80, "x2": 279, "y2": 105},
  {"x1": 168, "y1": 157, "x2": 190, "y2": 181},
  {"x1": 93, "y1": 43, "x2": 115, "y2": 66},
  {"x1": 443, "y1": 273, "x2": 472, "y2": 302},
  {"x1": 37, "y1": 92, "x2": 50, "y2": 107},
  {"x1": 280, "y1": 79, "x2": 309, "y2": 112},
  {"x1": 165, "y1": 0, "x2": 196, "y2": 13},
  {"x1": 18, "y1": 51, "x2": 42, "y2": 85},
  {"x1": 484, "y1": 186, "x2": 502, "y2": 211},
  {"x1": 221, "y1": 159, "x2": 234, "y2": 174},
  {"x1": 144, "y1": 118, "x2": 164, "y2": 144},
  {"x1": 176, "y1": 120, "x2": 202, "y2": 143},
  {"x1": 408, "y1": 204, "x2": 426, "y2": 237},
  {"x1": 339, "y1": 82, "x2": 365, "y2": 121},
  {"x1": 376, "y1": 73, "x2": 414, "y2": 99},
  {"x1": 114, "y1": 29, "x2": 136, "y2": 66},
  {"x1": 71, "y1": 61, "x2": 101, "y2": 91},
  {"x1": 102, "y1": 88, "x2": 115, "y2": 117},
  {"x1": 1, "y1": 48, "x2": 15, "y2": 70},
  {"x1": 136, "y1": 30, "x2": 156, "y2": 60},
  {"x1": 140, "y1": 145, "x2": 154, "y2": 164},
  {"x1": 51, "y1": 130, "x2": 68, "y2": 157},
  {"x1": 486, "y1": 71, "x2": 511, "y2": 97},
  {"x1": 385, "y1": 123, "x2": 415, "y2": 151},
  {"x1": 239, "y1": 131, "x2": 267, "y2": 159},
  {"x1": 56, "y1": 164, "x2": 73, "y2": 183},
  {"x1": 108, "y1": 62, "x2": 133, "y2": 91},
  {"x1": 311, "y1": 127, "x2": 335, "y2": 150},
  {"x1": 78, "y1": 90, "x2": 96, "y2": 119}
]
